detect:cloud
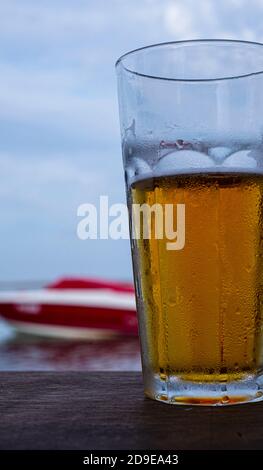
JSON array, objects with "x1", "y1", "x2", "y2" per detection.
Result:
[
  {"x1": 163, "y1": 0, "x2": 263, "y2": 41},
  {"x1": 0, "y1": 149, "x2": 131, "y2": 282},
  {"x1": 0, "y1": 62, "x2": 119, "y2": 148},
  {"x1": 0, "y1": 2, "x2": 108, "y2": 39},
  {"x1": 164, "y1": 3, "x2": 197, "y2": 38},
  {"x1": 0, "y1": 152, "x2": 105, "y2": 214},
  {"x1": 0, "y1": 1, "x2": 165, "y2": 48}
]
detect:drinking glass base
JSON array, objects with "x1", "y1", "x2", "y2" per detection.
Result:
[{"x1": 144, "y1": 372, "x2": 263, "y2": 406}]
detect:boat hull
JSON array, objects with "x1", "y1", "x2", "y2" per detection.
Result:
[{"x1": 0, "y1": 288, "x2": 137, "y2": 339}]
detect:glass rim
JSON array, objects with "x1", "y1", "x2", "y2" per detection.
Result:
[{"x1": 115, "y1": 39, "x2": 263, "y2": 83}]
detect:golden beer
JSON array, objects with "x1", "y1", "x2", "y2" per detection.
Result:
[{"x1": 131, "y1": 172, "x2": 263, "y2": 400}]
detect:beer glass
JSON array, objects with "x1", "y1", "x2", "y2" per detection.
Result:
[{"x1": 116, "y1": 40, "x2": 263, "y2": 405}]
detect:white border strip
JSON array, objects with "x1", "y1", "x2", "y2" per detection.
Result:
[{"x1": 0, "y1": 289, "x2": 136, "y2": 310}]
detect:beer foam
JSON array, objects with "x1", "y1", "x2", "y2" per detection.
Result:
[{"x1": 126, "y1": 146, "x2": 263, "y2": 185}]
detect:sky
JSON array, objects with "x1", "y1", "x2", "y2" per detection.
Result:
[{"x1": 0, "y1": 0, "x2": 263, "y2": 283}]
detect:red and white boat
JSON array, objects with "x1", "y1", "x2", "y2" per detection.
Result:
[{"x1": 0, "y1": 278, "x2": 137, "y2": 339}]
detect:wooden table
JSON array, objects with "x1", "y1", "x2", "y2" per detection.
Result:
[{"x1": 0, "y1": 372, "x2": 262, "y2": 450}]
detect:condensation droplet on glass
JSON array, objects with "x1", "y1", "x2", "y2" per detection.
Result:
[{"x1": 221, "y1": 395, "x2": 230, "y2": 404}]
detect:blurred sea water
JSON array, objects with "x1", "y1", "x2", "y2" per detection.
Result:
[{"x1": 0, "y1": 319, "x2": 141, "y2": 371}]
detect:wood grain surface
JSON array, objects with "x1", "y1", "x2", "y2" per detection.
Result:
[{"x1": 0, "y1": 372, "x2": 262, "y2": 450}]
